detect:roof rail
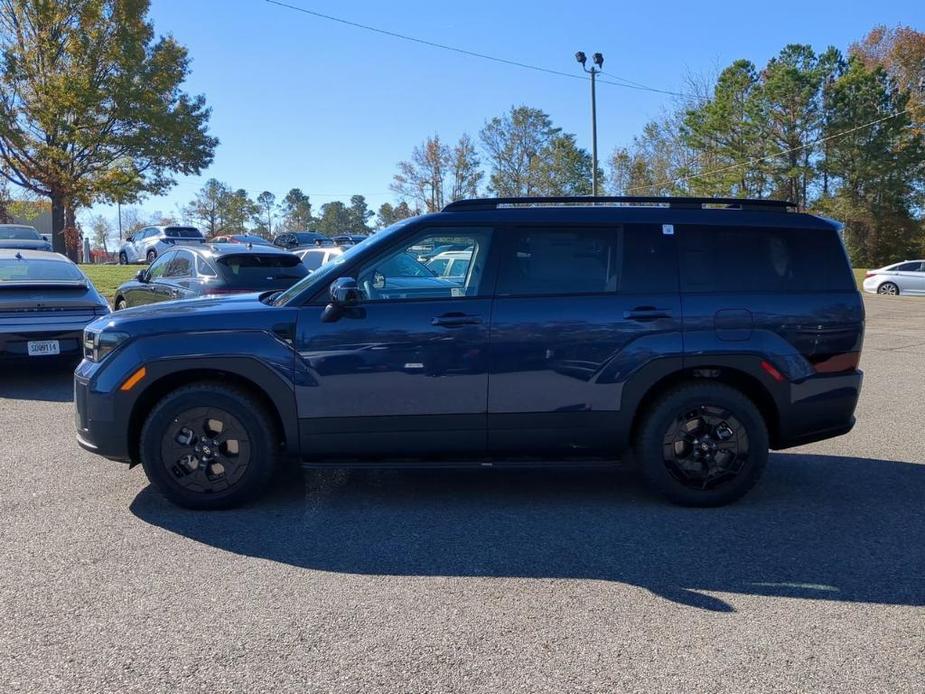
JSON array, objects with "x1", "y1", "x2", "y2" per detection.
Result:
[{"x1": 442, "y1": 196, "x2": 795, "y2": 213}]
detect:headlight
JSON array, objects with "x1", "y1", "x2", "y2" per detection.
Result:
[{"x1": 83, "y1": 330, "x2": 129, "y2": 362}]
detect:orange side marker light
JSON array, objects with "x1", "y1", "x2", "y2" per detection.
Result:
[{"x1": 120, "y1": 366, "x2": 147, "y2": 392}]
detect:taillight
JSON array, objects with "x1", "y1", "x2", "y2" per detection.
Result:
[
  {"x1": 864, "y1": 271, "x2": 876, "y2": 278},
  {"x1": 813, "y1": 352, "x2": 861, "y2": 374}
]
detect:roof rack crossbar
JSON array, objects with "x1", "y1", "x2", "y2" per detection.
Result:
[{"x1": 442, "y1": 196, "x2": 795, "y2": 213}]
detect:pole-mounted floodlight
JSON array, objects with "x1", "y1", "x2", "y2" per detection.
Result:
[{"x1": 576, "y1": 51, "x2": 605, "y2": 195}]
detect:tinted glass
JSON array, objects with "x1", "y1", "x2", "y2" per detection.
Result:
[
  {"x1": 896, "y1": 261, "x2": 923, "y2": 272},
  {"x1": 301, "y1": 251, "x2": 325, "y2": 271},
  {"x1": 0, "y1": 258, "x2": 83, "y2": 282},
  {"x1": 620, "y1": 225, "x2": 678, "y2": 292},
  {"x1": 0, "y1": 226, "x2": 41, "y2": 240},
  {"x1": 217, "y1": 253, "x2": 308, "y2": 288},
  {"x1": 164, "y1": 227, "x2": 203, "y2": 239},
  {"x1": 147, "y1": 251, "x2": 173, "y2": 279},
  {"x1": 356, "y1": 229, "x2": 490, "y2": 301},
  {"x1": 680, "y1": 226, "x2": 854, "y2": 293},
  {"x1": 164, "y1": 251, "x2": 193, "y2": 278},
  {"x1": 196, "y1": 256, "x2": 217, "y2": 276},
  {"x1": 496, "y1": 228, "x2": 617, "y2": 296}
]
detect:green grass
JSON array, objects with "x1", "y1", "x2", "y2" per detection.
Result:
[
  {"x1": 853, "y1": 268, "x2": 868, "y2": 289},
  {"x1": 79, "y1": 264, "x2": 138, "y2": 301}
]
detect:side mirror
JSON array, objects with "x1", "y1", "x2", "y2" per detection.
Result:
[
  {"x1": 329, "y1": 277, "x2": 360, "y2": 306},
  {"x1": 135, "y1": 269, "x2": 148, "y2": 283}
]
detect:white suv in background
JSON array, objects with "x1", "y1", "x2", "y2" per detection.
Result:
[
  {"x1": 118, "y1": 225, "x2": 204, "y2": 264},
  {"x1": 862, "y1": 260, "x2": 925, "y2": 296}
]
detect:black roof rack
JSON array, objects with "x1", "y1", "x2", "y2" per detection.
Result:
[{"x1": 442, "y1": 196, "x2": 795, "y2": 213}]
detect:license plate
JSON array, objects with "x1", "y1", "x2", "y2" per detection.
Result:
[{"x1": 27, "y1": 340, "x2": 60, "y2": 356}]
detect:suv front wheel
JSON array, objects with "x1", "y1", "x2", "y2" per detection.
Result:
[
  {"x1": 139, "y1": 382, "x2": 277, "y2": 509},
  {"x1": 634, "y1": 382, "x2": 768, "y2": 507}
]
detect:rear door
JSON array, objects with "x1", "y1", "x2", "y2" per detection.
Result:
[
  {"x1": 487, "y1": 223, "x2": 682, "y2": 456},
  {"x1": 678, "y1": 224, "x2": 863, "y2": 376},
  {"x1": 895, "y1": 261, "x2": 925, "y2": 294}
]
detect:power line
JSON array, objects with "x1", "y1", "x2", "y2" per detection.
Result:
[
  {"x1": 264, "y1": 0, "x2": 700, "y2": 100},
  {"x1": 627, "y1": 109, "x2": 910, "y2": 193}
]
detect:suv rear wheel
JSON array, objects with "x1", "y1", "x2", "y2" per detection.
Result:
[
  {"x1": 634, "y1": 382, "x2": 768, "y2": 507},
  {"x1": 139, "y1": 382, "x2": 277, "y2": 509}
]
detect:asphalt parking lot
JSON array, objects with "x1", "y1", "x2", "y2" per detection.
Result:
[{"x1": 1, "y1": 295, "x2": 923, "y2": 693}]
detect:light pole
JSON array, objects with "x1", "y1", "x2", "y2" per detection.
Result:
[{"x1": 576, "y1": 51, "x2": 604, "y2": 196}]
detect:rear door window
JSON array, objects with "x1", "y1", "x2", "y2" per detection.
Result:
[
  {"x1": 494, "y1": 225, "x2": 677, "y2": 297},
  {"x1": 679, "y1": 226, "x2": 854, "y2": 292},
  {"x1": 165, "y1": 250, "x2": 194, "y2": 278}
]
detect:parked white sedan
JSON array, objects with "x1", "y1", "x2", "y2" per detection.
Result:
[
  {"x1": 863, "y1": 260, "x2": 925, "y2": 296},
  {"x1": 294, "y1": 246, "x2": 343, "y2": 273}
]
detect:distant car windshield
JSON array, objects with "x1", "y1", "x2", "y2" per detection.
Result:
[
  {"x1": 164, "y1": 227, "x2": 203, "y2": 239},
  {"x1": 274, "y1": 219, "x2": 411, "y2": 306},
  {"x1": 217, "y1": 253, "x2": 307, "y2": 288},
  {"x1": 0, "y1": 226, "x2": 41, "y2": 240},
  {"x1": 0, "y1": 258, "x2": 83, "y2": 282}
]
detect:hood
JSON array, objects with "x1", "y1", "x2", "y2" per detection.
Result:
[
  {"x1": 88, "y1": 291, "x2": 295, "y2": 336},
  {"x1": 0, "y1": 239, "x2": 53, "y2": 252}
]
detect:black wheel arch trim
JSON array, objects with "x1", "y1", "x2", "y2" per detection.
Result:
[{"x1": 122, "y1": 355, "x2": 299, "y2": 466}]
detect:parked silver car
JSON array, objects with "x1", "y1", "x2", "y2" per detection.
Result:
[
  {"x1": 118, "y1": 225, "x2": 204, "y2": 264},
  {"x1": 0, "y1": 224, "x2": 51, "y2": 252},
  {"x1": 862, "y1": 260, "x2": 925, "y2": 296}
]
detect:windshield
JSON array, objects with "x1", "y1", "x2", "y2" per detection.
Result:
[
  {"x1": 0, "y1": 258, "x2": 84, "y2": 282},
  {"x1": 217, "y1": 253, "x2": 307, "y2": 287},
  {"x1": 273, "y1": 219, "x2": 414, "y2": 306},
  {"x1": 165, "y1": 227, "x2": 203, "y2": 239},
  {"x1": 0, "y1": 226, "x2": 41, "y2": 240}
]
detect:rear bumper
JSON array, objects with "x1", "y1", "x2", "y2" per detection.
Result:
[
  {"x1": 0, "y1": 327, "x2": 84, "y2": 360},
  {"x1": 775, "y1": 370, "x2": 863, "y2": 449}
]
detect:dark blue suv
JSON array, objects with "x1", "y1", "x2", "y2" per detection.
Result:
[{"x1": 75, "y1": 197, "x2": 864, "y2": 509}]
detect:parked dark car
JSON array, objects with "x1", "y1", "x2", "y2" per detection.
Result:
[
  {"x1": 0, "y1": 224, "x2": 52, "y2": 252},
  {"x1": 112, "y1": 244, "x2": 308, "y2": 310},
  {"x1": 332, "y1": 234, "x2": 368, "y2": 247},
  {"x1": 1, "y1": 249, "x2": 109, "y2": 361},
  {"x1": 273, "y1": 231, "x2": 335, "y2": 250},
  {"x1": 76, "y1": 196, "x2": 864, "y2": 511},
  {"x1": 208, "y1": 234, "x2": 274, "y2": 247}
]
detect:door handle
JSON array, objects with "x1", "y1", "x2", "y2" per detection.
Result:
[
  {"x1": 623, "y1": 307, "x2": 672, "y2": 321},
  {"x1": 432, "y1": 312, "x2": 482, "y2": 327}
]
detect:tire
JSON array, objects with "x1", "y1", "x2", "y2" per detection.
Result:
[
  {"x1": 139, "y1": 382, "x2": 277, "y2": 510},
  {"x1": 877, "y1": 282, "x2": 899, "y2": 296},
  {"x1": 118, "y1": 252, "x2": 127, "y2": 265},
  {"x1": 145, "y1": 249, "x2": 157, "y2": 264},
  {"x1": 634, "y1": 382, "x2": 769, "y2": 507},
  {"x1": 115, "y1": 297, "x2": 127, "y2": 311}
]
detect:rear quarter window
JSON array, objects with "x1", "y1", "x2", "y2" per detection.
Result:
[
  {"x1": 217, "y1": 253, "x2": 308, "y2": 287},
  {"x1": 679, "y1": 226, "x2": 854, "y2": 293}
]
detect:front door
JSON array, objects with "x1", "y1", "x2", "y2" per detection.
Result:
[
  {"x1": 294, "y1": 226, "x2": 495, "y2": 460},
  {"x1": 487, "y1": 223, "x2": 683, "y2": 456}
]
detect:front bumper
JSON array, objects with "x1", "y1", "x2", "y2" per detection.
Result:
[{"x1": 74, "y1": 368, "x2": 133, "y2": 463}]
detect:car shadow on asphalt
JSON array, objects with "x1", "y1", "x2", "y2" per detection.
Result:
[
  {"x1": 130, "y1": 452, "x2": 925, "y2": 613},
  {"x1": 0, "y1": 362, "x2": 76, "y2": 402}
]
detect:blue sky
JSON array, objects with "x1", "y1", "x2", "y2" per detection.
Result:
[{"x1": 91, "y1": 0, "x2": 921, "y2": 222}]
